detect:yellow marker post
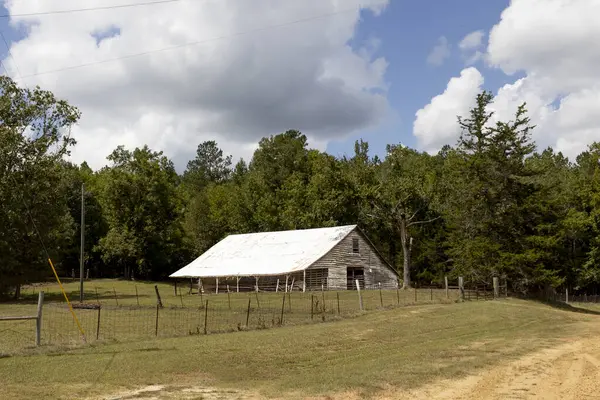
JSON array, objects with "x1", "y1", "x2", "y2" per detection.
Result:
[{"x1": 48, "y1": 258, "x2": 86, "y2": 341}]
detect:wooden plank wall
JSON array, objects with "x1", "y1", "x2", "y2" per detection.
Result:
[{"x1": 308, "y1": 229, "x2": 398, "y2": 290}]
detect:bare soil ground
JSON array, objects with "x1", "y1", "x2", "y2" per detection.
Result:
[{"x1": 397, "y1": 331, "x2": 600, "y2": 400}]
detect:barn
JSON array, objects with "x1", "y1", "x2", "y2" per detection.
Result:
[{"x1": 169, "y1": 225, "x2": 399, "y2": 292}]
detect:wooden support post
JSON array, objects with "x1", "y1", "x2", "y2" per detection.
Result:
[
  {"x1": 135, "y1": 285, "x2": 139, "y2": 306},
  {"x1": 355, "y1": 279, "x2": 363, "y2": 311},
  {"x1": 285, "y1": 276, "x2": 289, "y2": 293},
  {"x1": 236, "y1": 277, "x2": 240, "y2": 293},
  {"x1": 35, "y1": 291, "x2": 44, "y2": 346},
  {"x1": 189, "y1": 278, "x2": 193, "y2": 295},
  {"x1": 154, "y1": 285, "x2": 163, "y2": 308},
  {"x1": 255, "y1": 290, "x2": 260, "y2": 309},
  {"x1": 276, "y1": 278, "x2": 280, "y2": 293},
  {"x1": 445, "y1": 276, "x2": 449, "y2": 299},
  {"x1": 198, "y1": 278, "x2": 202, "y2": 296},
  {"x1": 113, "y1": 286, "x2": 119, "y2": 306},
  {"x1": 280, "y1": 291, "x2": 286, "y2": 325},
  {"x1": 246, "y1": 297, "x2": 251, "y2": 327},
  {"x1": 155, "y1": 304, "x2": 159, "y2": 336},
  {"x1": 96, "y1": 306, "x2": 101, "y2": 340},
  {"x1": 290, "y1": 277, "x2": 295, "y2": 292},
  {"x1": 303, "y1": 270, "x2": 306, "y2": 292},
  {"x1": 459, "y1": 277, "x2": 464, "y2": 301},
  {"x1": 255, "y1": 277, "x2": 259, "y2": 293},
  {"x1": 493, "y1": 277, "x2": 499, "y2": 299},
  {"x1": 215, "y1": 277, "x2": 219, "y2": 294},
  {"x1": 179, "y1": 291, "x2": 184, "y2": 307},
  {"x1": 204, "y1": 299, "x2": 209, "y2": 334},
  {"x1": 337, "y1": 292, "x2": 340, "y2": 315}
]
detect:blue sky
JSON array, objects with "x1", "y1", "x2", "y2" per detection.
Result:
[{"x1": 327, "y1": 0, "x2": 513, "y2": 159}]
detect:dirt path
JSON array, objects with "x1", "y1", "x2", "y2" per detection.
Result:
[{"x1": 399, "y1": 333, "x2": 600, "y2": 400}]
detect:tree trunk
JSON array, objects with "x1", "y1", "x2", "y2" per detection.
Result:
[{"x1": 399, "y1": 217, "x2": 412, "y2": 289}]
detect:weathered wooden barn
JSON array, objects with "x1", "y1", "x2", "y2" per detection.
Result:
[{"x1": 169, "y1": 225, "x2": 398, "y2": 292}]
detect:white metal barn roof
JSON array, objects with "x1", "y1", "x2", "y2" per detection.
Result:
[{"x1": 169, "y1": 225, "x2": 357, "y2": 278}]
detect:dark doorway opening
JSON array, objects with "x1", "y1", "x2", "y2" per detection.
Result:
[{"x1": 347, "y1": 267, "x2": 364, "y2": 290}]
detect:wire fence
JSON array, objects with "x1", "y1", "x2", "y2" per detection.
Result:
[{"x1": 2, "y1": 279, "x2": 506, "y2": 354}]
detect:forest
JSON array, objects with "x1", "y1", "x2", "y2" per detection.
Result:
[{"x1": 1, "y1": 76, "x2": 599, "y2": 296}]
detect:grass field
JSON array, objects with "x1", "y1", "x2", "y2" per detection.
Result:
[
  {"x1": 0, "y1": 279, "x2": 460, "y2": 353},
  {"x1": 1, "y1": 297, "x2": 598, "y2": 399}
]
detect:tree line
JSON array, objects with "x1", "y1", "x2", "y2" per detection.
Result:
[{"x1": 1, "y1": 76, "x2": 599, "y2": 296}]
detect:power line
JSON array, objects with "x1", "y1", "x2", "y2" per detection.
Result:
[
  {"x1": 0, "y1": 31, "x2": 27, "y2": 87},
  {"x1": 17, "y1": 7, "x2": 357, "y2": 80},
  {"x1": 0, "y1": 0, "x2": 190, "y2": 18}
]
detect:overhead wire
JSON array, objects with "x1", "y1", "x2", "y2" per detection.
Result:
[
  {"x1": 0, "y1": 0, "x2": 193, "y2": 18},
  {"x1": 16, "y1": 7, "x2": 358, "y2": 79}
]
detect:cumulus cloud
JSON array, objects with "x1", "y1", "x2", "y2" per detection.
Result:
[
  {"x1": 2, "y1": 0, "x2": 390, "y2": 170},
  {"x1": 413, "y1": 67, "x2": 483, "y2": 152},
  {"x1": 414, "y1": 0, "x2": 600, "y2": 159},
  {"x1": 459, "y1": 30, "x2": 485, "y2": 51},
  {"x1": 426, "y1": 36, "x2": 451, "y2": 67}
]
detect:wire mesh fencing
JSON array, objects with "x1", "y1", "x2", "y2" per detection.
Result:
[{"x1": 4, "y1": 280, "x2": 504, "y2": 354}]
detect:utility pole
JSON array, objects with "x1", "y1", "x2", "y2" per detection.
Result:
[{"x1": 79, "y1": 183, "x2": 85, "y2": 303}]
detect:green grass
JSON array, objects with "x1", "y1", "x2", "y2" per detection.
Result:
[
  {"x1": 1, "y1": 279, "x2": 459, "y2": 353},
  {"x1": 0, "y1": 298, "x2": 598, "y2": 399}
]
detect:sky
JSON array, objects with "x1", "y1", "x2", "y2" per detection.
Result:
[{"x1": 1, "y1": 0, "x2": 599, "y2": 171}]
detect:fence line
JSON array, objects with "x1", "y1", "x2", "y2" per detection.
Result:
[{"x1": 2, "y1": 277, "x2": 507, "y2": 353}]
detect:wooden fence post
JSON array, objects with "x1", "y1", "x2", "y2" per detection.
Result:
[
  {"x1": 276, "y1": 278, "x2": 280, "y2": 293},
  {"x1": 197, "y1": 278, "x2": 202, "y2": 296},
  {"x1": 430, "y1": 287, "x2": 433, "y2": 301},
  {"x1": 96, "y1": 306, "x2": 101, "y2": 340},
  {"x1": 311, "y1": 295, "x2": 315, "y2": 320},
  {"x1": 493, "y1": 277, "x2": 499, "y2": 299},
  {"x1": 280, "y1": 292, "x2": 286, "y2": 325},
  {"x1": 227, "y1": 285, "x2": 231, "y2": 309},
  {"x1": 174, "y1": 280, "x2": 177, "y2": 296},
  {"x1": 154, "y1": 285, "x2": 163, "y2": 308},
  {"x1": 155, "y1": 304, "x2": 159, "y2": 336},
  {"x1": 337, "y1": 292, "x2": 340, "y2": 315},
  {"x1": 135, "y1": 285, "x2": 140, "y2": 306},
  {"x1": 237, "y1": 277, "x2": 240, "y2": 293},
  {"x1": 445, "y1": 276, "x2": 449, "y2": 299},
  {"x1": 246, "y1": 297, "x2": 251, "y2": 328},
  {"x1": 86, "y1": 269, "x2": 90, "y2": 279},
  {"x1": 379, "y1": 283, "x2": 383, "y2": 308},
  {"x1": 566, "y1": 288, "x2": 569, "y2": 304},
  {"x1": 396, "y1": 287, "x2": 400, "y2": 305},
  {"x1": 215, "y1": 278, "x2": 219, "y2": 294},
  {"x1": 35, "y1": 291, "x2": 44, "y2": 346},
  {"x1": 458, "y1": 277, "x2": 464, "y2": 301},
  {"x1": 355, "y1": 279, "x2": 363, "y2": 311},
  {"x1": 414, "y1": 287, "x2": 417, "y2": 303},
  {"x1": 204, "y1": 299, "x2": 209, "y2": 334}
]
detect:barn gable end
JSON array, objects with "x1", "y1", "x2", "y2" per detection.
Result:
[{"x1": 307, "y1": 227, "x2": 398, "y2": 290}]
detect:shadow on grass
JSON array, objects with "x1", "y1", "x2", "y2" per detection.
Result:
[{"x1": 527, "y1": 297, "x2": 600, "y2": 316}]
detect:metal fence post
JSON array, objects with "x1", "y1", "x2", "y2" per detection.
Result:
[{"x1": 35, "y1": 291, "x2": 44, "y2": 346}]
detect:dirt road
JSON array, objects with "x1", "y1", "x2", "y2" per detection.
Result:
[{"x1": 400, "y1": 333, "x2": 600, "y2": 400}]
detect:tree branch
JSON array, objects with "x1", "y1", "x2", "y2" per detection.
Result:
[{"x1": 407, "y1": 216, "x2": 441, "y2": 228}]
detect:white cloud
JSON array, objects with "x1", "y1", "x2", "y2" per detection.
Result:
[
  {"x1": 2, "y1": 0, "x2": 390, "y2": 170},
  {"x1": 426, "y1": 36, "x2": 451, "y2": 67},
  {"x1": 459, "y1": 30, "x2": 485, "y2": 51},
  {"x1": 413, "y1": 67, "x2": 484, "y2": 152},
  {"x1": 485, "y1": 0, "x2": 600, "y2": 159},
  {"x1": 414, "y1": 0, "x2": 600, "y2": 159}
]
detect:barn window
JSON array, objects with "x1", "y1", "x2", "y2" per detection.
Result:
[{"x1": 352, "y1": 238, "x2": 359, "y2": 253}]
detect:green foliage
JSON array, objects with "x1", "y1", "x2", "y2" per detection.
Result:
[
  {"x1": 5, "y1": 77, "x2": 600, "y2": 296},
  {"x1": 0, "y1": 77, "x2": 80, "y2": 294}
]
